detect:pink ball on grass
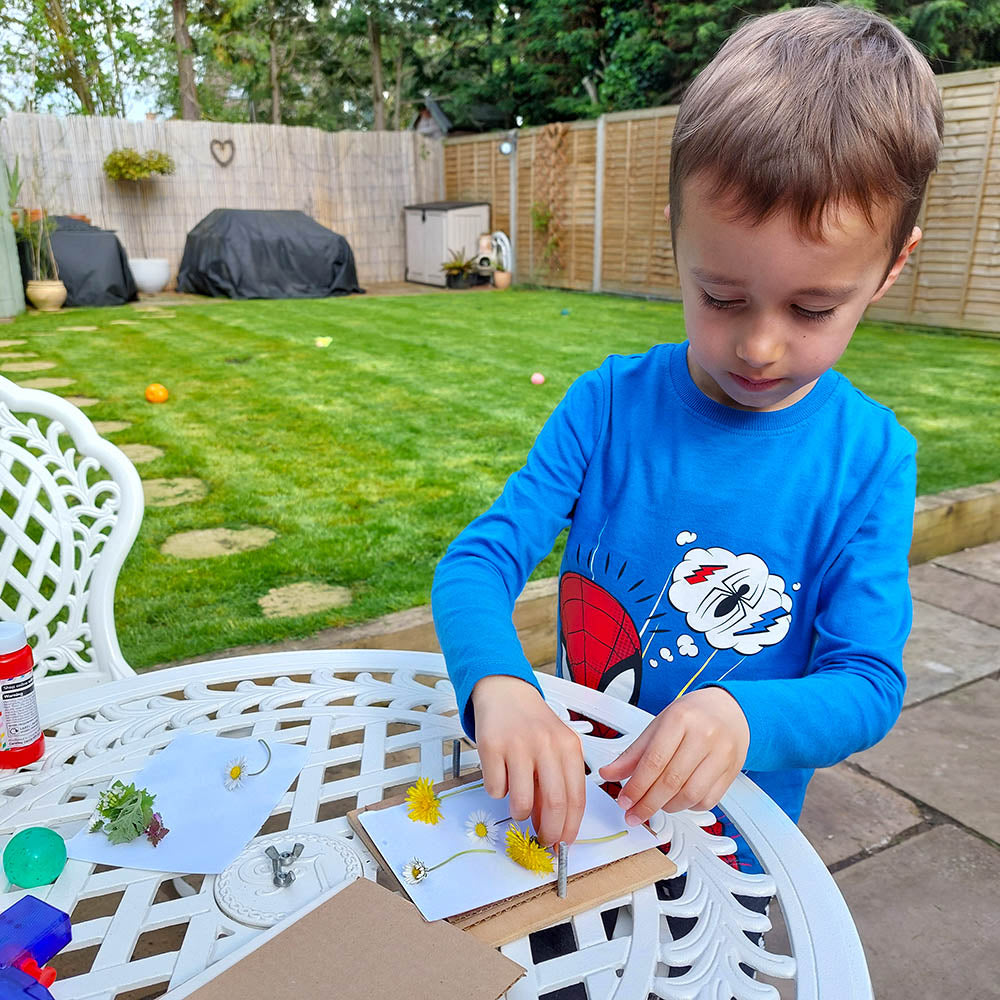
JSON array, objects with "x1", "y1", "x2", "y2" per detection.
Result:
[{"x1": 530, "y1": 372, "x2": 546, "y2": 385}]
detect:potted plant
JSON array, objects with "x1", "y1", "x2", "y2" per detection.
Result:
[
  {"x1": 17, "y1": 209, "x2": 66, "y2": 312},
  {"x1": 103, "y1": 148, "x2": 175, "y2": 294},
  {"x1": 493, "y1": 260, "x2": 512, "y2": 290},
  {"x1": 6, "y1": 156, "x2": 66, "y2": 311},
  {"x1": 441, "y1": 248, "x2": 478, "y2": 289}
]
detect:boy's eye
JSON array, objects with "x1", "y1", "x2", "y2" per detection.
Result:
[
  {"x1": 700, "y1": 290, "x2": 836, "y2": 323},
  {"x1": 699, "y1": 290, "x2": 740, "y2": 311},
  {"x1": 792, "y1": 305, "x2": 836, "y2": 323}
]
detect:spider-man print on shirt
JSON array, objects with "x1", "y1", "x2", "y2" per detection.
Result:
[
  {"x1": 559, "y1": 571, "x2": 643, "y2": 704},
  {"x1": 558, "y1": 530, "x2": 795, "y2": 715}
]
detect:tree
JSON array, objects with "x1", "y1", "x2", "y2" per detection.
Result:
[
  {"x1": 172, "y1": 0, "x2": 201, "y2": 119},
  {"x1": 0, "y1": 0, "x2": 162, "y2": 116}
]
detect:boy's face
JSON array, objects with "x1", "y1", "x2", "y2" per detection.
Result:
[{"x1": 671, "y1": 176, "x2": 920, "y2": 411}]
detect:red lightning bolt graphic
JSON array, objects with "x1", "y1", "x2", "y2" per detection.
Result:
[{"x1": 684, "y1": 564, "x2": 726, "y2": 584}]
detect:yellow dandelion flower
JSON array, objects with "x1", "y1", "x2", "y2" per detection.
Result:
[
  {"x1": 505, "y1": 824, "x2": 554, "y2": 876},
  {"x1": 405, "y1": 776, "x2": 443, "y2": 825}
]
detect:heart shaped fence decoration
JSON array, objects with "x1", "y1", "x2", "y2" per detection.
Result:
[{"x1": 210, "y1": 138, "x2": 235, "y2": 167}]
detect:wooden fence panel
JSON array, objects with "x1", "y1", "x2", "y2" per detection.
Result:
[
  {"x1": 446, "y1": 67, "x2": 1000, "y2": 336},
  {"x1": 0, "y1": 113, "x2": 444, "y2": 287},
  {"x1": 599, "y1": 109, "x2": 676, "y2": 298}
]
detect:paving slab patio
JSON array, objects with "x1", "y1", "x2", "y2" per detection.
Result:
[
  {"x1": 934, "y1": 539, "x2": 1000, "y2": 584},
  {"x1": 795, "y1": 763, "x2": 922, "y2": 867},
  {"x1": 909, "y1": 561, "x2": 1000, "y2": 629},
  {"x1": 834, "y1": 825, "x2": 1000, "y2": 999},
  {"x1": 900, "y1": 600, "x2": 1000, "y2": 704},
  {"x1": 853, "y1": 675, "x2": 1000, "y2": 842}
]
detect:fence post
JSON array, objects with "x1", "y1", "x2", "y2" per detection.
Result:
[
  {"x1": 592, "y1": 115, "x2": 605, "y2": 294},
  {"x1": 509, "y1": 133, "x2": 518, "y2": 280}
]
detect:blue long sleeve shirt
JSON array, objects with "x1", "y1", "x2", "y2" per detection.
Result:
[{"x1": 432, "y1": 341, "x2": 915, "y2": 860}]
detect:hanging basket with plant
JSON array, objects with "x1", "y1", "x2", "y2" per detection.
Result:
[
  {"x1": 103, "y1": 148, "x2": 175, "y2": 182},
  {"x1": 102, "y1": 148, "x2": 175, "y2": 293}
]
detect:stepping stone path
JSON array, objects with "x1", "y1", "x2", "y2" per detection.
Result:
[
  {"x1": 110, "y1": 320, "x2": 141, "y2": 326},
  {"x1": 143, "y1": 477, "x2": 208, "y2": 508},
  {"x1": 119, "y1": 444, "x2": 164, "y2": 464},
  {"x1": 5, "y1": 331, "x2": 280, "y2": 578},
  {"x1": 92, "y1": 420, "x2": 131, "y2": 434},
  {"x1": 161, "y1": 527, "x2": 276, "y2": 559},
  {"x1": 1, "y1": 361, "x2": 56, "y2": 372},
  {"x1": 258, "y1": 582, "x2": 352, "y2": 619},
  {"x1": 21, "y1": 377, "x2": 75, "y2": 390}
]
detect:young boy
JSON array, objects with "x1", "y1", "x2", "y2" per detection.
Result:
[{"x1": 431, "y1": 5, "x2": 944, "y2": 872}]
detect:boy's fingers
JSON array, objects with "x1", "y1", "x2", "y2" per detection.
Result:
[
  {"x1": 560, "y1": 749, "x2": 587, "y2": 845},
  {"x1": 533, "y1": 757, "x2": 567, "y2": 846},
  {"x1": 623, "y1": 736, "x2": 705, "y2": 823},
  {"x1": 598, "y1": 727, "x2": 652, "y2": 782},
  {"x1": 478, "y1": 746, "x2": 509, "y2": 800},
  {"x1": 506, "y1": 752, "x2": 535, "y2": 821},
  {"x1": 616, "y1": 723, "x2": 684, "y2": 813},
  {"x1": 697, "y1": 773, "x2": 734, "y2": 814},
  {"x1": 661, "y1": 755, "x2": 722, "y2": 814}
]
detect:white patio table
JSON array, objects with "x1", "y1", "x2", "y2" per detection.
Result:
[{"x1": 0, "y1": 649, "x2": 872, "y2": 1000}]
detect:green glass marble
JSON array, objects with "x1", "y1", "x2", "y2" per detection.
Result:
[{"x1": 3, "y1": 827, "x2": 67, "y2": 888}]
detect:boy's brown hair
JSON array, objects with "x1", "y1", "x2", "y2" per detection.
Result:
[{"x1": 669, "y1": 4, "x2": 944, "y2": 267}]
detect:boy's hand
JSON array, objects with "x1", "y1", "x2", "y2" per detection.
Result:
[
  {"x1": 598, "y1": 687, "x2": 749, "y2": 824},
  {"x1": 471, "y1": 675, "x2": 586, "y2": 847}
]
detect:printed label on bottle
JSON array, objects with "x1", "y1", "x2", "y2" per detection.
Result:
[{"x1": 0, "y1": 670, "x2": 42, "y2": 750}]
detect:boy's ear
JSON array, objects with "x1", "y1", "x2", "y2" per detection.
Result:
[
  {"x1": 664, "y1": 204, "x2": 671, "y2": 223},
  {"x1": 870, "y1": 227, "x2": 922, "y2": 303}
]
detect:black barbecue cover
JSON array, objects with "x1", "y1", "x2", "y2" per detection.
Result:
[
  {"x1": 176, "y1": 209, "x2": 363, "y2": 299},
  {"x1": 18, "y1": 217, "x2": 138, "y2": 307}
]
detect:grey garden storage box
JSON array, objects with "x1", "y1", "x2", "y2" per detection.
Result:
[{"x1": 404, "y1": 201, "x2": 490, "y2": 286}]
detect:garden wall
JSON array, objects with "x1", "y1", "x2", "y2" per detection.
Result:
[
  {"x1": 0, "y1": 113, "x2": 444, "y2": 286},
  {"x1": 445, "y1": 66, "x2": 1000, "y2": 336}
]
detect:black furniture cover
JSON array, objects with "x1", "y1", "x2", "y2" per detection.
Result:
[
  {"x1": 18, "y1": 217, "x2": 138, "y2": 307},
  {"x1": 176, "y1": 209, "x2": 364, "y2": 299}
]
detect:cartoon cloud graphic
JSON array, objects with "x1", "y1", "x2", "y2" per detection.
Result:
[{"x1": 667, "y1": 547, "x2": 792, "y2": 654}]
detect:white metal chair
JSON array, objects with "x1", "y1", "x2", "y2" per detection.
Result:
[{"x1": 0, "y1": 373, "x2": 143, "y2": 697}]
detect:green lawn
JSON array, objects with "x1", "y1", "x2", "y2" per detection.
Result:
[{"x1": 4, "y1": 289, "x2": 998, "y2": 670}]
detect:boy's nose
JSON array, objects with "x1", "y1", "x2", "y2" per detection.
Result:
[{"x1": 735, "y1": 322, "x2": 784, "y2": 369}]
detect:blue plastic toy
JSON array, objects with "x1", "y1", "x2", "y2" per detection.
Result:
[{"x1": 0, "y1": 895, "x2": 72, "y2": 1000}]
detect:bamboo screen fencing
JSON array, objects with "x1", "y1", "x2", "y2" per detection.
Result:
[
  {"x1": 445, "y1": 66, "x2": 1000, "y2": 336},
  {"x1": 0, "y1": 113, "x2": 444, "y2": 286}
]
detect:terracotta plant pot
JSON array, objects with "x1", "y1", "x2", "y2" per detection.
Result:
[
  {"x1": 493, "y1": 270, "x2": 512, "y2": 290},
  {"x1": 25, "y1": 280, "x2": 67, "y2": 312}
]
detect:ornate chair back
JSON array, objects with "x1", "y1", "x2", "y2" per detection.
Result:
[{"x1": 0, "y1": 375, "x2": 143, "y2": 697}]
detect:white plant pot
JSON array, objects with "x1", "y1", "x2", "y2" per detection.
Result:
[{"x1": 129, "y1": 257, "x2": 171, "y2": 294}]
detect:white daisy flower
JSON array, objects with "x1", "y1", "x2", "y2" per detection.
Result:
[
  {"x1": 224, "y1": 756, "x2": 249, "y2": 790},
  {"x1": 465, "y1": 809, "x2": 498, "y2": 845},
  {"x1": 402, "y1": 858, "x2": 428, "y2": 884}
]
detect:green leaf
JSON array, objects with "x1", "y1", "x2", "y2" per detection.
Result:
[{"x1": 93, "y1": 780, "x2": 157, "y2": 845}]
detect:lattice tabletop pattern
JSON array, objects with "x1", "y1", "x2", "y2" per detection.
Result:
[{"x1": 0, "y1": 650, "x2": 871, "y2": 1000}]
